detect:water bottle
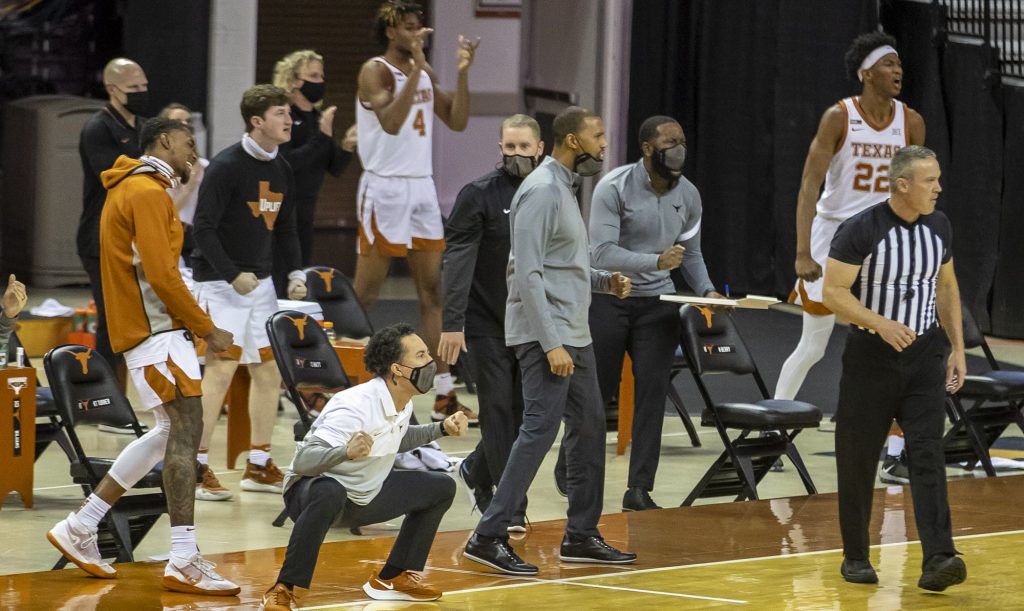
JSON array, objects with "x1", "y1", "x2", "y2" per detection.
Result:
[{"x1": 323, "y1": 321, "x2": 336, "y2": 344}]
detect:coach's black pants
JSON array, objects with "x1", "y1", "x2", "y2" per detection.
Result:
[
  {"x1": 461, "y1": 335, "x2": 527, "y2": 515},
  {"x1": 835, "y1": 326, "x2": 957, "y2": 566},
  {"x1": 79, "y1": 254, "x2": 123, "y2": 373},
  {"x1": 476, "y1": 342, "x2": 605, "y2": 539},
  {"x1": 276, "y1": 471, "x2": 455, "y2": 589}
]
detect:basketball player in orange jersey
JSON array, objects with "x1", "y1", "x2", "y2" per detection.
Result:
[
  {"x1": 355, "y1": 0, "x2": 481, "y2": 423},
  {"x1": 777, "y1": 32, "x2": 925, "y2": 483}
]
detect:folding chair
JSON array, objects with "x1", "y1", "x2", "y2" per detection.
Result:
[
  {"x1": 304, "y1": 266, "x2": 374, "y2": 339},
  {"x1": 43, "y1": 345, "x2": 167, "y2": 567},
  {"x1": 266, "y1": 310, "x2": 351, "y2": 526},
  {"x1": 677, "y1": 305, "x2": 821, "y2": 505},
  {"x1": 942, "y1": 305, "x2": 1024, "y2": 476},
  {"x1": 5, "y1": 332, "x2": 75, "y2": 462}
]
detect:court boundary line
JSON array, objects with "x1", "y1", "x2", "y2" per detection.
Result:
[{"x1": 300, "y1": 528, "x2": 1024, "y2": 609}]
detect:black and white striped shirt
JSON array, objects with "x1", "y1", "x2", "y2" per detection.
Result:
[{"x1": 829, "y1": 201, "x2": 952, "y2": 335}]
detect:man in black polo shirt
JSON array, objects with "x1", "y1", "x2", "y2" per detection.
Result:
[
  {"x1": 437, "y1": 114, "x2": 544, "y2": 531},
  {"x1": 824, "y1": 145, "x2": 967, "y2": 591},
  {"x1": 77, "y1": 57, "x2": 149, "y2": 390}
]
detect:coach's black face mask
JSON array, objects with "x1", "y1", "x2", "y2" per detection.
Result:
[
  {"x1": 502, "y1": 154, "x2": 538, "y2": 178},
  {"x1": 118, "y1": 88, "x2": 149, "y2": 116},
  {"x1": 651, "y1": 144, "x2": 686, "y2": 181},
  {"x1": 300, "y1": 80, "x2": 325, "y2": 104},
  {"x1": 397, "y1": 359, "x2": 437, "y2": 394}
]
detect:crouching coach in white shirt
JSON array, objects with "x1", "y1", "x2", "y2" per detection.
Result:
[{"x1": 259, "y1": 323, "x2": 468, "y2": 609}]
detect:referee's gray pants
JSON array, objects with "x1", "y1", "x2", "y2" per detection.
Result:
[{"x1": 476, "y1": 342, "x2": 605, "y2": 539}]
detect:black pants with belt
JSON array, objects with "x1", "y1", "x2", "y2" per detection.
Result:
[
  {"x1": 835, "y1": 326, "x2": 958, "y2": 566},
  {"x1": 461, "y1": 335, "x2": 527, "y2": 515},
  {"x1": 276, "y1": 470, "x2": 456, "y2": 589}
]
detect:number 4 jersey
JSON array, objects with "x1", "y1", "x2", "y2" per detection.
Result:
[
  {"x1": 356, "y1": 56, "x2": 434, "y2": 178},
  {"x1": 816, "y1": 97, "x2": 909, "y2": 222}
]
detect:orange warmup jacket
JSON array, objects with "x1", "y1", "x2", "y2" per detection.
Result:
[{"x1": 99, "y1": 155, "x2": 214, "y2": 353}]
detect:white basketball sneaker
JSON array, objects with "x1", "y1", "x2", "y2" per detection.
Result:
[
  {"x1": 163, "y1": 552, "x2": 241, "y2": 596},
  {"x1": 46, "y1": 512, "x2": 117, "y2": 578}
]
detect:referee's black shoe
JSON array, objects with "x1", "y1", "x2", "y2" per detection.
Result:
[
  {"x1": 559, "y1": 535, "x2": 636, "y2": 564},
  {"x1": 622, "y1": 487, "x2": 661, "y2": 511},
  {"x1": 463, "y1": 533, "x2": 538, "y2": 575},
  {"x1": 841, "y1": 558, "x2": 879, "y2": 584},
  {"x1": 918, "y1": 554, "x2": 966, "y2": 591}
]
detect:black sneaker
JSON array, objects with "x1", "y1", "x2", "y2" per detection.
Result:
[
  {"x1": 559, "y1": 535, "x2": 636, "y2": 564},
  {"x1": 622, "y1": 487, "x2": 661, "y2": 512},
  {"x1": 879, "y1": 451, "x2": 910, "y2": 485},
  {"x1": 554, "y1": 463, "x2": 568, "y2": 498},
  {"x1": 918, "y1": 554, "x2": 966, "y2": 591},
  {"x1": 457, "y1": 459, "x2": 492, "y2": 514},
  {"x1": 463, "y1": 533, "x2": 538, "y2": 575},
  {"x1": 840, "y1": 558, "x2": 879, "y2": 584}
]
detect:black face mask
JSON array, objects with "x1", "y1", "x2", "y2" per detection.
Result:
[
  {"x1": 650, "y1": 143, "x2": 686, "y2": 181},
  {"x1": 299, "y1": 80, "x2": 325, "y2": 104},
  {"x1": 502, "y1": 154, "x2": 538, "y2": 178},
  {"x1": 119, "y1": 88, "x2": 149, "y2": 116},
  {"x1": 396, "y1": 360, "x2": 437, "y2": 394}
]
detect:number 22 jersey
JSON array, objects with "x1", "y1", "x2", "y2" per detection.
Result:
[{"x1": 816, "y1": 96, "x2": 909, "y2": 221}]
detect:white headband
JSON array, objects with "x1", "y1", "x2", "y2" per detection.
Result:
[{"x1": 858, "y1": 45, "x2": 898, "y2": 82}]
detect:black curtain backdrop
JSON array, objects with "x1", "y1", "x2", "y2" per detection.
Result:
[
  {"x1": 631, "y1": 0, "x2": 1022, "y2": 337},
  {"x1": 629, "y1": 0, "x2": 877, "y2": 297}
]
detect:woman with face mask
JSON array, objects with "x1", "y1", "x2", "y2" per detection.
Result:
[{"x1": 270, "y1": 50, "x2": 357, "y2": 296}]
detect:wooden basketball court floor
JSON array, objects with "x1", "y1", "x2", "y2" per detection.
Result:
[{"x1": 2, "y1": 476, "x2": 1021, "y2": 610}]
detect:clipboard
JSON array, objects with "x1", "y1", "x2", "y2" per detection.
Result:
[{"x1": 659, "y1": 294, "x2": 781, "y2": 309}]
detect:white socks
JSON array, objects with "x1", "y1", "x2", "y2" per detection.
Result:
[
  {"x1": 70, "y1": 494, "x2": 112, "y2": 532},
  {"x1": 170, "y1": 525, "x2": 199, "y2": 559},
  {"x1": 775, "y1": 313, "x2": 836, "y2": 400},
  {"x1": 886, "y1": 434, "x2": 905, "y2": 457},
  {"x1": 249, "y1": 448, "x2": 271, "y2": 467},
  {"x1": 434, "y1": 372, "x2": 454, "y2": 396}
]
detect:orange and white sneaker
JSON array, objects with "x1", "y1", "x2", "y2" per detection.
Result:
[
  {"x1": 196, "y1": 464, "x2": 233, "y2": 501},
  {"x1": 260, "y1": 583, "x2": 298, "y2": 610},
  {"x1": 431, "y1": 391, "x2": 479, "y2": 426},
  {"x1": 241, "y1": 459, "x2": 284, "y2": 493},
  {"x1": 47, "y1": 513, "x2": 117, "y2": 578},
  {"x1": 163, "y1": 552, "x2": 240, "y2": 596},
  {"x1": 362, "y1": 570, "x2": 441, "y2": 601}
]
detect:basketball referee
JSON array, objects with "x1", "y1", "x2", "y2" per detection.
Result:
[{"x1": 823, "y1": 145, "x2": 966, "y2": 591}]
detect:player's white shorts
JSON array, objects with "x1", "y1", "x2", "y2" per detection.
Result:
[
  {"x1": 124, "y1": 330, "x2": 202, "y2": 410},
  {"x1": 193, "y1": 276, "x2": 276, "y2": 364},
  {"x1": 357, "y1": 172, "x2": 445, "y2": 256},
  {"x1": 789, "y1": 215, "x2": 842, "y2": 316}
]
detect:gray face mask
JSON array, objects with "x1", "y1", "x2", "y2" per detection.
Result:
[
  {"x1": 397, "y1": 360, "x2": 437, "y2": 394},
  {"x1": 502, "y1": 154, "x2": 538, "y2": 178},
  {"x1": 573, "y1": 152, "x2": 604, "y2": 177},
  {"x1": 652, "y1": 143, "x2": 686, "y2": 180}
]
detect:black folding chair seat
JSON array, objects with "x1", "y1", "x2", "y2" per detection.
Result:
[
  {"x1": 44, "y1": 345, "x2": 167, "y2": 567},
  {"x1": 266, "y1": 310, "x2": 351, "y2": 526},
  {"x1": 703, "y1": 399, "x2": 822, "y2": 430},
  {"x1": 677, "y1": 305, "x2": 821, "y2": 506},
  {"x1": 943, "y1": 305, "x2": 1024, "y2": 476},
  {"x1": 958, "y1": 371, "x2": 1024, "y2": 399}
]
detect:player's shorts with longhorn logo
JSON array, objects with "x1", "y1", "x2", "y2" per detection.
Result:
[
  {"x1": 123, "y1": 329, "x2": 203, "y2": 410},
  {"x1": 193, "y1": 276, "x2": 277, "y2": 364}
]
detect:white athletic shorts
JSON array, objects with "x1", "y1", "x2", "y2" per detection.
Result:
[
  {"x1": 193, "y1": 276, "x2": 276, "y2": 364},
  {"x1": 789, "y1": 215, "x2": 842, "y2": 315},
  {"x1": 124, "y1": 329, "x2": 202, "y2": 410},
  {"x1": 357, "y1": 172, "x2": 445, "y2": 256}
]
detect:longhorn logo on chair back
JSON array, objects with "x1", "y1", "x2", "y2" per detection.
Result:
[
  {"x1": 694, "y1": 306, "x2": 714, "y2": 328},
  {"x1": 284, "y1": 315, "x2": 310, "y2": 341},
  {"x1": 316, "y1": 269, "x2": 335, "y2": 293},
  {"x1": 703, "y1": 344, "x2": 734, "y2": 355},
  {"x1": 71, "y1": 349, "x2": 93, "y2": 375},
  {"x1": 77, "y1": 396, "x2": 112, "y2": 412}
]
